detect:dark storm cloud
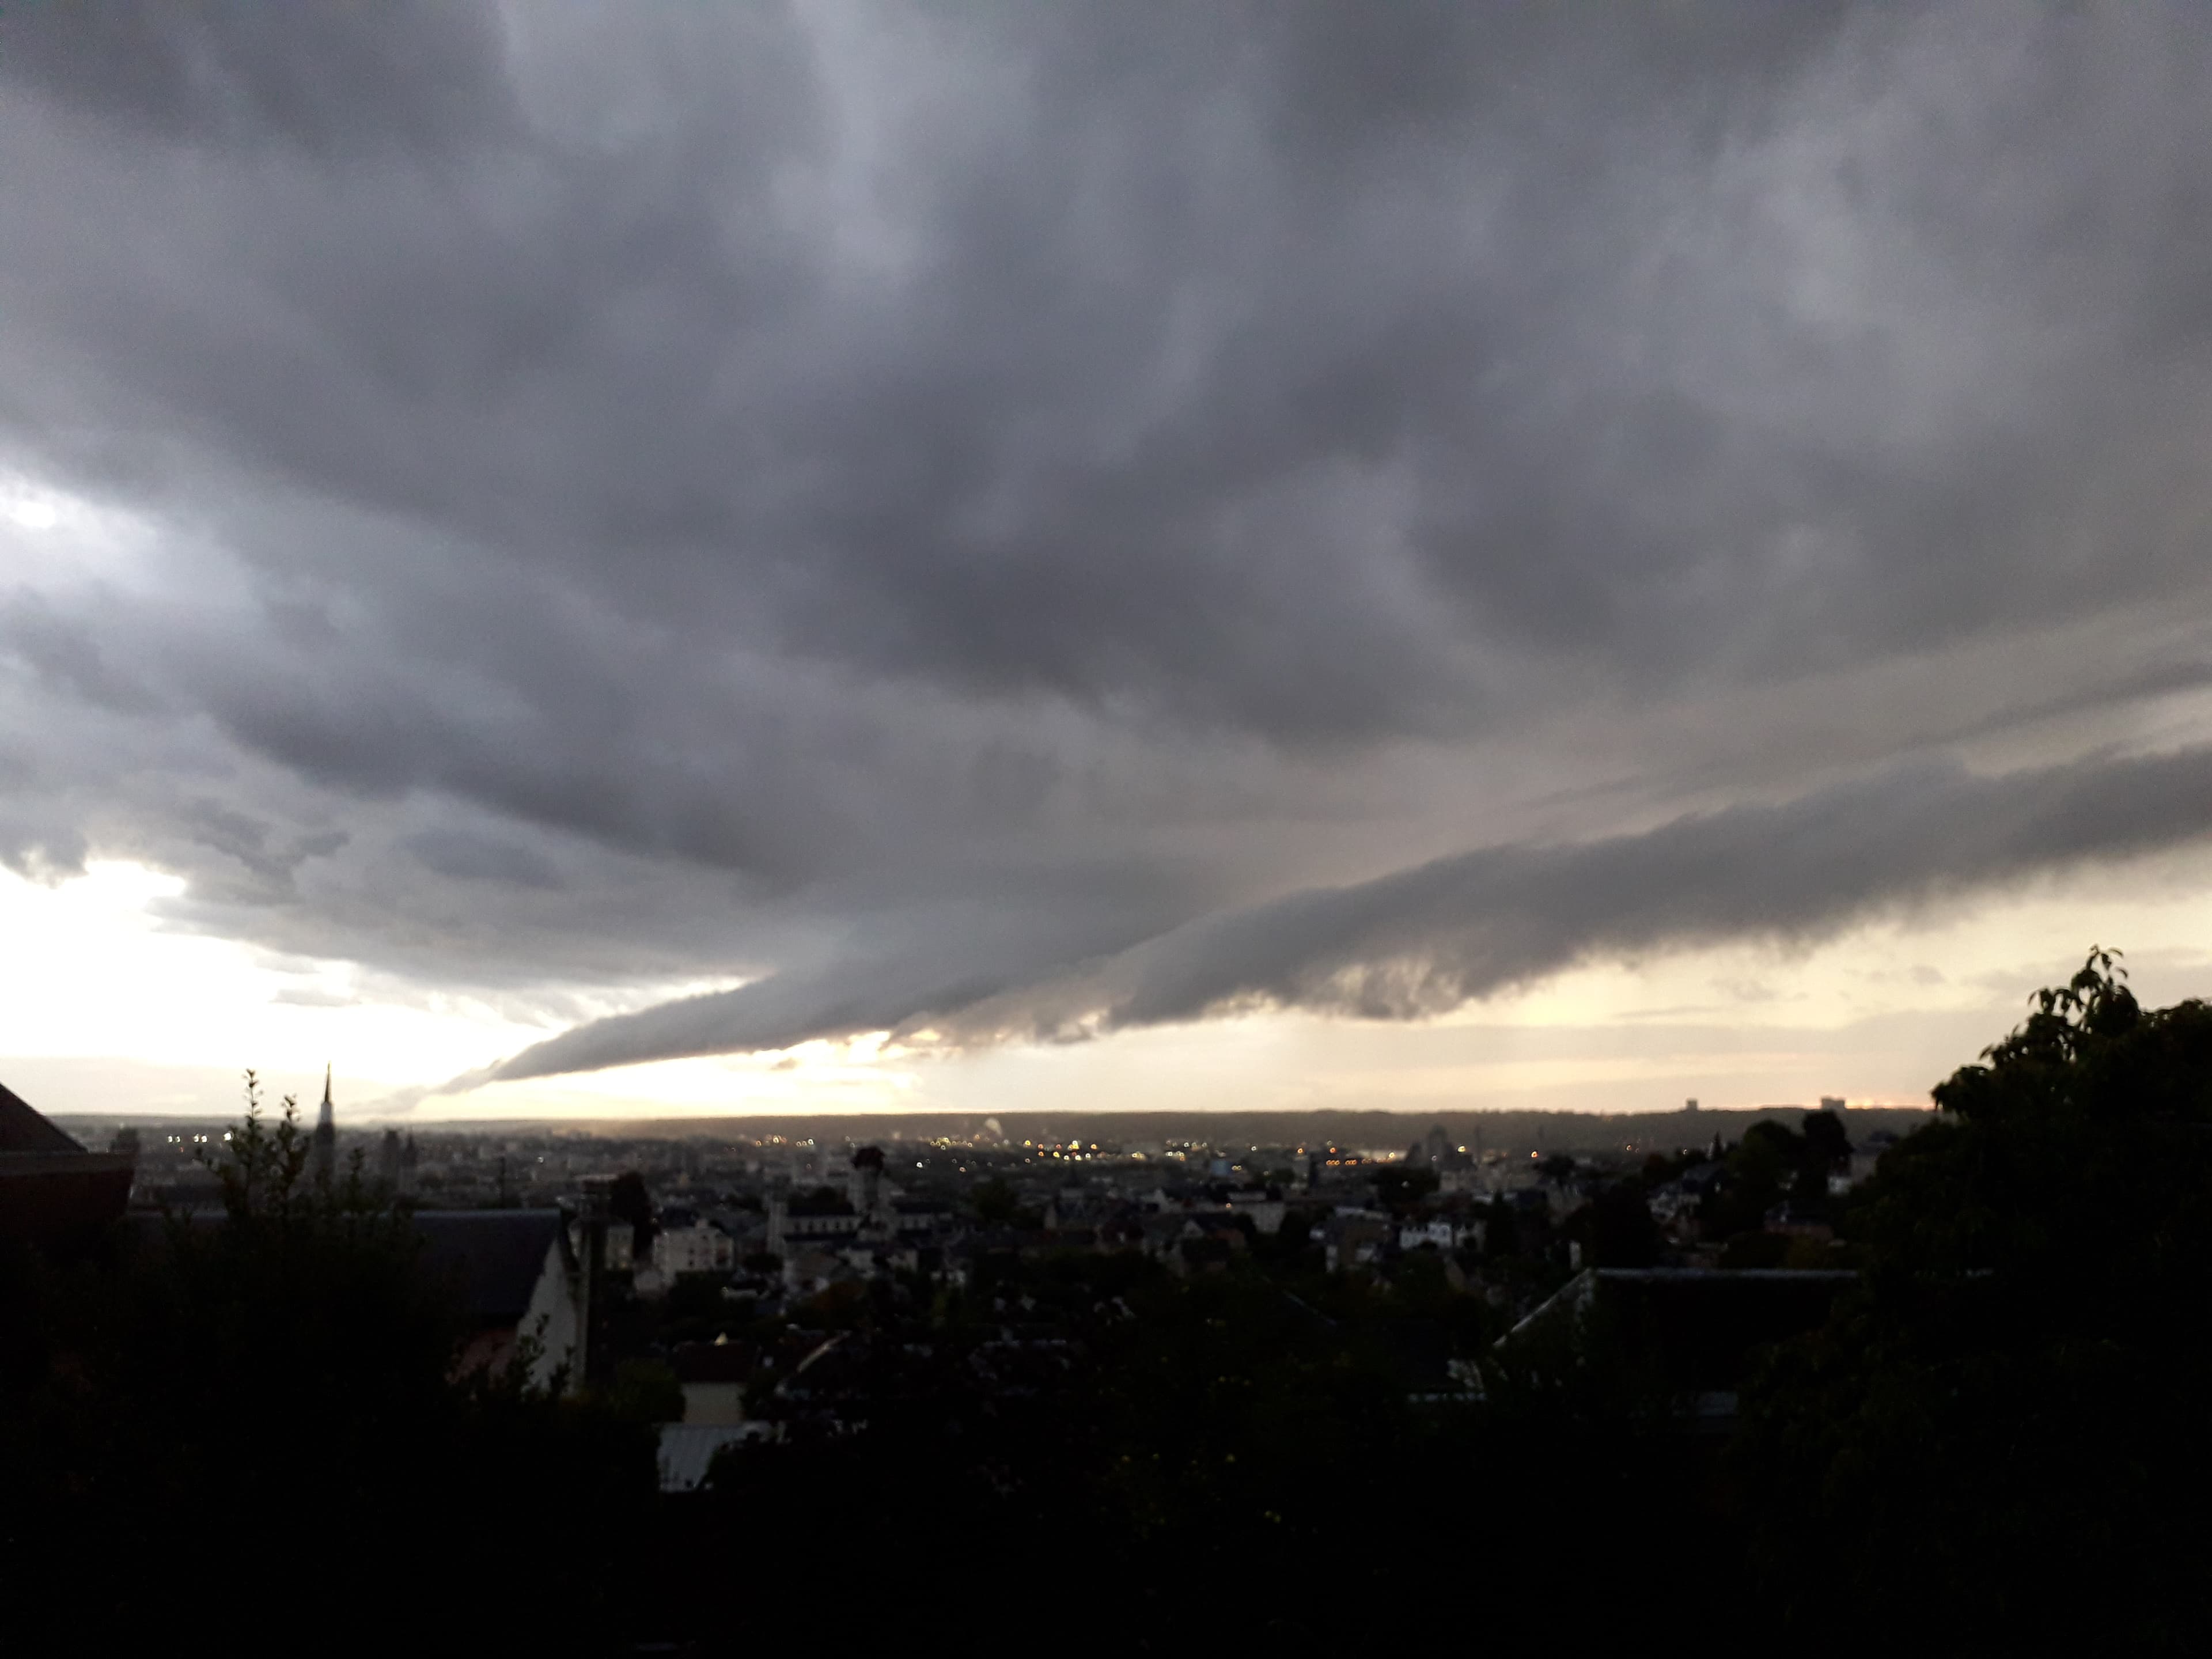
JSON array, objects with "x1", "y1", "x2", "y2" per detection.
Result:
[
  {"x1": 14, "y1": 0, "x2": 2206, "y2": 734},
  {"x1": 0, "y1": 0, "x2": 516, "y2": 154},
  {"x1": 404, "y1": 826, "x2": 563, "y2": 892},
  {"x1": 485, "y1": 744, "x2": 2212, "y2": 1081},
  {"x1": 5, "y1": 2, "x2": 2212, "y2": 1073}
]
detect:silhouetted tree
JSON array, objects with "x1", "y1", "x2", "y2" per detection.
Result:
[
  {"x1": 1582, "y1": 1180, "x2": 1661, "y2": 1267},
  {"x1": 970, "y1": 1175, "x2": 1021, "y2": 1225},
  {"x1": 1740, "y1": 949, "x2": 2212, "y2": 1649},
  {"x1": 1, "y1": 1071, "x2": 656, "y2": 1650},
  {"x1": 1373, "y1": 1163, "x2": 1440, "y2": 1212},
  {"x1": 1799, "y1": 1108, "x2": 1849, "y2": 1170},
  {"x1": 608, "y1": 1168, "x2": 656, "y2": 1254}
]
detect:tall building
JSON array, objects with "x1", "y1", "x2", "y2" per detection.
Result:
[
  {"x1": 310, "y1": 1065, "x2": 336, "y2": 1187},
  {"x1": 851, "y1": 1145, "x2": 888, "y2": 1234}
]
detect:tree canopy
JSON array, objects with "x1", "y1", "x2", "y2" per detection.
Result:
[{"x1": 1742, "y1": 951, "x2": 2212, "y2": 1649}]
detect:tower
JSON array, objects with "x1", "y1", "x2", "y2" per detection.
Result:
[
  {"x1": 310, "y1": 1065, "x2": 336, "y2": 1187},
  {"x1": 851, "y1": 1145, "x2": 887, "y2": 1233}
]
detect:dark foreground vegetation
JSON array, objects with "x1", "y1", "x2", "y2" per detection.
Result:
[
  {"x1": 4, "y1": 954, "x2": 2208, "y2": 1654},
  {"x1": 0, "y1": 1087, "x2": 654, "y2": 1649}
]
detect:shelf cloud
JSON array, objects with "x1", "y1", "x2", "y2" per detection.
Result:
[{"x1": 483, "y1": 744, "x2": 2212, "y2": 1084}]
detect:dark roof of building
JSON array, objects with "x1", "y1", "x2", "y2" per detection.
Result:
[
  {"x1": 414, "y1": 1210, "x2": 570, "y2": 1325},
  {"x1": 0, "y1": 1081, "x2": 85, "y2": 1154}
]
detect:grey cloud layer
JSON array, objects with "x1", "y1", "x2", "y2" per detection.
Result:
[
  {"x1": 3, "y1": 3, "x2": 2211, "y2": 1075},
  {"x1": 489, "y1": 745, "x2": 2212, "y2": 1081}
]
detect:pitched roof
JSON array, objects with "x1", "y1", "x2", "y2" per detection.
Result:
[
  {"x1": 414, "y1": 1210, "x2": 570, "y2": 1325},
  {"x1": 0, "y1": 1081, "x2": 85, "y2": 1154}
]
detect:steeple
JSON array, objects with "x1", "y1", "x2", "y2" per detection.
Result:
[{"x1": 310, "y1": 1065, "x2": 336, "y2": 1187}]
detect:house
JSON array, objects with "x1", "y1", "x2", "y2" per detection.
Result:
[
  {"x1": 766, "y1": 1190, "x2": 862, "y2": 1255},
  {"x1": 654, "y1": 1215, "x2": 736, "y2": 1276},
  {"x1": 1043, "y1": 1188, "x2": 1100, "y2": 1230},
  {"x1": 1227, "y1": 1187, "x2": 1286, "y2": 1234},
  {"x1": 1839, "y1": 1131, "x2": 1897, "y2": 1191},
  {"x1": 1647, "y1": 1183, "x2": 1698, "y2": 1224},
  {"x1": 1139, "y1": 1211, "x2": 1194, "y2": 1261},
  {"x1": 0, "y1": 1079, "x2": 134, "y2": 1249},
  {"x1": 1169, "y1": 1217, "x2": 1247, "y2": 1277},
  {"x1": 414, "y1": 1210, "x2": 586, "y2": 1394},
  {"x1": 782, "y1": 1242, "x2": 859, "y2": 1298},
  {"x1": 1437, "y1": 1164, "x2": 1493, "y2": 1196},
  {"x1": 1398, "y1": 1217, "x2": 1462, "y2": 1253},
  {"x1": 1325, "y1": 1211, "x2": 1392, "y2": 1273},
  {"x1": 840, "y1": 1235, "x2": 930, "y2": 1277},
  {"x1": 892, "y1": 1196, "x2": 953, "y2": 1236}
]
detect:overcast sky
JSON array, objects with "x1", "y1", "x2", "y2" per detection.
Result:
[{"x1": 5, "y1": 1, "x2": 2212, "y2": 1123}]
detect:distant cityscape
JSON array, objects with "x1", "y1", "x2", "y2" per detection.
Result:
[
  {"x1": 64, "y1": 1093, "x2": 1930, "y2": 1222},
  {"x1": 41, "y1": 1086, "x2": 1929, "y2": 1452}
]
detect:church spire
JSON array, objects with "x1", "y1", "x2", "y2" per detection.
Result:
[{"x1": 310, "y1": 1064, "x2": 336, "y2": 1186}]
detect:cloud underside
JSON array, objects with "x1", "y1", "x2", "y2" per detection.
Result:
[
  {"x1": 1, "y1": 4, "x2": 2211, "y2": 1096},
  {"x1": 480, "y1": 745, "x2": 2212, "y2": 1084}
]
